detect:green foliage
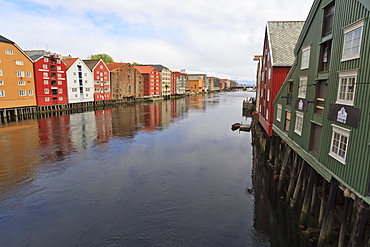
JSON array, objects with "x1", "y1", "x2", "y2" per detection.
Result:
[
  {"x1": 88, "y1": 53, "x2": 114, "y2": 63},
  {"x1": 132, "y1": 62, "x2": 142, "y2": 66}
]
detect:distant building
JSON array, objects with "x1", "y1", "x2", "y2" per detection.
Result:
[
  {"x1": 188, "y1": 74, "x2": 207, "y2": 92},
  {"x1": 171, "y1": 70, "x2": 188, "y2": 95},
  {"x1": 134, "y1": 65, "x2": 161, "y2": 98},
  {"x1": 26, "y1": 50, "x2": 68, "y2": 106},
  {"x1": 0, "y1": 35, "x2": 37, "y2": 109},
  {"x1": 83, "y1": 59, "x2": 111, "y2": 101},
  {"x1": 63, "y1": 58, "x2": 94, "y2": 104},
  {"x1": 145, "y1": 64, "x2": 171, "y2": 98},
  {"x1": 106, "y1": 63, "x2": 144, "y2": 99}
]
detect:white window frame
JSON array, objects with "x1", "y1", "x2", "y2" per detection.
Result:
[
  {"x1": 5, "y1": 49, "x2": 13, "y2": 55},
  {"x1": 28, "y1": 90, "x2": 33, "y2": 96},
  {"x1": 44, "y1": 80, "x2": 48, "y2": 85},
  {"x1": 0, "y1": 90, "x2": 4, "y2": 97},
  {"x1": 19, "y1": 89, "x2": 26, "y2": 96},
  {"x1": 276, "y1": 104, "x2": 282, "y2": 122},
  {"x1": 44, "y1": 57, "x2": 48, "y2": 62},
  {"x1": 43, "y1": 72, "x2": 48, "y2": 77},
  {"x1": 267, "y1": 89, "x2": 270, "y2": 101},
  {"x1": 43, "y1": 64, "x2": 48, "y2": 69},
  {"x1": 298, "y1": 76, "x2": 308, "y2": 98},
  {"x1": 18, "y1": 81, "x2": 25, "y2": 85},
  {"x1": 16, "y1": 71, "x2": 25, "y2": 77},
  {"x1": 59, "y1": 97, "x2": 63, "y2": 101},
  {"x1": 0, "y1": 69, "x2": 2, "y2": 76},
  {"x1": 336, "y1": 70, "x2": 357, "y2": 106},
  {"x1": 45, "y1": 97, "x2": 50, "y2": 102},
  {"x1": 0, "y1": 80, "x2": 3, "y2": 85},
  {"x1": 15, "y1": 60, "x2": 24, "y2": 65},
  {"x1": 26, "y1": 71, "x2": 31, "y2": 78},
  {"x1": 44, "y1": 88, "x2": 49, "y2": 94},
  {"x1": 341, "y1": 19, "x2": 365, "y2": 61},
  {"x1": 266, "y1": 109, "x2": 269, "y2": 120},
  {"x1": 301, "y1": 45, "x2": 311, "y2": 69},
  {"x1": 329, "y1": 125, "x2": 350, "y2": 164},
  {"x1": 58, "y1": 88, "x2": 63, "y2": 94},
  {"x1": 294, "y1": 111, "x2": 304, "y2": 136}
]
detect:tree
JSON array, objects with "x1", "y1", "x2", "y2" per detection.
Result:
[
  {"x1": 88, "y1": 53, "x2": 114, "y2": 63},
  {"x1": 132, "y1": 62, "x2": 142, "y2": 66}
]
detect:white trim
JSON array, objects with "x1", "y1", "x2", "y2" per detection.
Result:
[
  {"x1": 336, "y1": 70, "x2": 357, "y2": 106},
  {"x1": 298, "y1": 75, "x2": 308, "y2": 98},
  {"x1": 341, "y1": 19, "x2": 365, "y2": 61},
  {"x1": 276, "y1": 104, "x2": 282, "y2": 122},
  {"x1": 301, "y1": 45, "x2": 311, "y2": 69},
  {"x1": 294, "y1": 111, "x2": 304, "y2": 136},
  {"x1": 329, "y1": 124, "x2": 350, "y2": 164}
]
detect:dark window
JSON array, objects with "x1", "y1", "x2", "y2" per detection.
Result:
[
  {"x1": 309, "y1": 123, "x2": 322, "y2": 155},
  {"x1": 286, "y1": 81, "x2": 293, "y2": 106},
  {"x1": 319, "y1": 41, "x2": 332, "y2": 72},
  {"x1": 323, "y1": 2, "x2": 335, "y2": 36},
  {"x1": 314, "y1": 81, "x2": 327, "y2": 115},
  {"x1": 52, "y1": 89, "x2": 58, "y2": 95}
]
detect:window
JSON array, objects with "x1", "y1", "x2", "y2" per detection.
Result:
[
  {"x1": 43, "y1": 72, "x2": 48, "y2": 77},
  {"x1": 329, "y1": 125, "x2": 350, "y2": 164},
  {"x1": 43, "y1": 64, "x2": 48, "y2": 69},
  {"x1": 72, "y1": 88, "x2": 77, "y2": 92},
  {"x1": 323, "y1": 2, "x2": 335, "y2": 36},
  {"x1": 309, "y1": 123, "x2": 322, "y2": 155},
  {"x1": 336, "y1": 70, "x2": 357, "y2": 105},
  {"x1": 268, "y1": 68, "x2": 271, "y2": 80},
  {"x1": 16, "y1": 71, "x2": 25, "y2": 77},
  {"x1": 0, "y1": 69, "x2": 2, "y2": 76},
  {"x1": 45, "y1": 97, "x2": 50, "y2": 102},
  {"x1": 301, "y1": 45, "x2": 311, "y2": 69},
  {"x1": 284, "y1": 111, "x2": 291, "y2": 132},
  {"x1": 44, "y1": 80, "x2": 48, "y2": 85},
  {"x1": 58, "y1": 81, "x2": 62, "y2": 85},
  {"x1": 266, "y1": 109, "x2": 269, "y2": 120},
  {"x1": 58, "y1": 88, "x2": 63, "y2": 94},
  {"x1": 15, "y1": 60, "x2": 24, "y2": 65},
  {"x1": 0, "y1": 89, "x2": 5, "y2": 97},
  {"x1": 26, "y1": 72, "x2": 31, "y2": 78},
  {"x1": 57, "y1": 73, "x2": 62, "y2": 78},
  {"x1": 267, "y1": 89, "x2": 270, "y2": 101},
  {"x1": 19, "y1": 90, "x2": 26, "y2": 96},
  {"x1": 294, "y1": 112, "x2": 304, "y2": 136},
  {"x1": 298, "y1": 76, "x2": 307, "y2": 98},
  {"x1": 276, "y1": 104, "x2": 282, "y2": 122},
  {"x1": 28, "y1": 90, "x2": 33, "y2": 96},
  {"x1": 5, "y1": 49, "x2": 13, "y2": 55},
  {"x1": 73, "y1": 72, "x2": 77, "y2": 76},
  {"x1": 57, "y1": 66, "x2": 61, "y2": 70},
  {"x1": 0, "y1": 81, "x2": 3, "y2": 85},
  {"x1": 44, "y1": 88, "x2": 49, "y2": 94},
  {"x1": 59, "y1": 97, "x2": 63, "y2": 101},
  {"x1": 314, "y1": 80, "x2": 327, "y2": 114},
  {"x1": 319, "y1": 41, "x2": 332, "y2": 72},
  {"x1": 18, "y1": 81, "x2": 25, "y2": 85},
  {"x1": 86, "y1": 88, "x2": 90, "y2": 92},
  {"x1": 342, "y1": 19, "x2": 364, "y2": 61},
  {"x1": 44, "y1": 57, "x2": 48, "y2": 62}
]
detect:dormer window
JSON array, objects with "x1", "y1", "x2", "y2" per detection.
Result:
[{"x1": 323, "y1": 2, "x2": 335, "y2": 36}]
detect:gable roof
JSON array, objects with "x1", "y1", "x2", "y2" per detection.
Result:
[
  {"x1": 106, "y1": 62, "x2": 130, "y2": 71},
  {"x1": 0, "y1": 35, "x2": 14, "y2": 44},
  {"x1": 62, "y1": 58, "x2": 79, "y2": 70},
  {"x1": 144, "y1": 64, "x2": 168, "y2": 71},
  {"x1": 83, "y1": 59, "x2": 100, "y2": 71},
  {"x1": 267, "y1": 21, "x2": 305, "y2": 66},
  {"x1": 134, "y1": 65, "x2": 157, "y2": 74}
]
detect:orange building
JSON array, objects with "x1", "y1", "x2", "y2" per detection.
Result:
[{"x1": 0, "y1": 35, "x2": 36, "y2": 109}]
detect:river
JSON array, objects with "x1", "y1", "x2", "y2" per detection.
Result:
[{"x1": 0, "y1": 91, "x2": 284, "y2": 247}]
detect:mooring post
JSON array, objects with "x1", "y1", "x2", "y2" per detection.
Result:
[{"x1": 317, "y1": 178, "x2": 339, "y2": 247}]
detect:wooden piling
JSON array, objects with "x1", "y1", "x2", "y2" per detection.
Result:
[
  {"x1": 348, "y1": 199, "x2": 370, "y2": 247},
  {"x1": 278, "y1": 146, "x2": 292, "y2": 191},
  {"x1": 290, "y1": 161, "x2": 306, "y2": 209},
  {"x1": 299, "y1": 167, "x2": 317, "y2": 226},
  {"x1": 338, "y1": 196, "x2": 350, "y2": 247}
]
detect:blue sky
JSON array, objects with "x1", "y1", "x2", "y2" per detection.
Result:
[{"x1": 1, "y1": 0, "x2": 313, "y2": 85}]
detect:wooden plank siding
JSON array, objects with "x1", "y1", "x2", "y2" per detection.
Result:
[{"x1": 272, "y1": 0, "x2": 370, "y2": 200}]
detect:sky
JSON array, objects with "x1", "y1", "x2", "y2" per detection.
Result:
[{"x1": 1, "y1": 0, "x2": 313, "y2": 85}]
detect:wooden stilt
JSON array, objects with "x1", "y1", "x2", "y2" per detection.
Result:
[
  {"x1": 349, "y1": 199, "x2": 370, "y2": 247},
  {"x1": 318, "y1": 179, "x2": 328, "y2": 228},
  {"x1": 278, "y1": 146, "x2": 292, "y2": 191},
  {"x1": 299, "y1": 167, "x2": 317, "y2": 225},
  {"x1": 290, "y1": 161, "x2": 306, "y2": 209},
  {"x1": 309, "y1": 177, "x2": 317, "y2": 217},
  {"x1": 338, "y1": 196, "x2": 350, "y2": 247},
  {"x1": 286, "y1": 153, "x2": 300, "y2": 204},
  {"x1": 317, "y1": 178, "x2": 339, "y2": 247}
]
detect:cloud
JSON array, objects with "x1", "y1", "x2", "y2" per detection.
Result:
[{"x1": 1, "y1": 0, "x2": 313, "y2": 82}]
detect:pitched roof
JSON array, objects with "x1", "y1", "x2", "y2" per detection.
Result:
[
  {"x1": 0, "y1": 35, "x2": 14, "y2": 44},
  {"x1": 62, "y1": 58, "x2": 79, "y2": 70},
  {"x1": 144, "y1": 64, "x2": 168, "y2": 71},
  {"x1": 106, "y1": 62, "x2": 130, "y2": 71},
  {"x1": 134, "y1": 65, "x2": 157, "y2": 74},
  {"x1": 83, "y1": 59, "x2": 100, "y2": 71},
  {"x1": 267, "y1": 21, "x2": 305, "y2": 66}
]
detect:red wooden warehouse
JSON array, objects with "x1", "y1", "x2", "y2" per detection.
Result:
[{"x1": 258, "y1": 21, "x2": 305, "y2": 136}]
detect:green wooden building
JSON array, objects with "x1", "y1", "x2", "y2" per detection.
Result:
[{"x1": 273, "y1": 0, "x2": 370, "y2": 203}]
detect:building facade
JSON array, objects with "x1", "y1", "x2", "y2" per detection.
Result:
[
  {"x1": 0, "y1": 35, "x2": 36, "y2": 109},
  {"x1": 134, "y1": 65, "x2": 161, "y2": 98},
  {"x1": 146, "y1": 65, "x2": 171, "y2": 98},
  {"x1": 63, "y1": 58, "x2": 94, "y2": 104},
  {"x1": 83, "y1": 59, "x2": 111, "y2": 101}
]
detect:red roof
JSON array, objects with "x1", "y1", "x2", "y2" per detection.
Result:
[
  {"x1": 62, "y1": 58, "x2": 79, "y2": 70},
  {"x1": 133, "y1": 65, "x2": 156, "y2": 74},
  {"x1": 106, "y1": 62, "x2": 130, "y2": 71}
]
